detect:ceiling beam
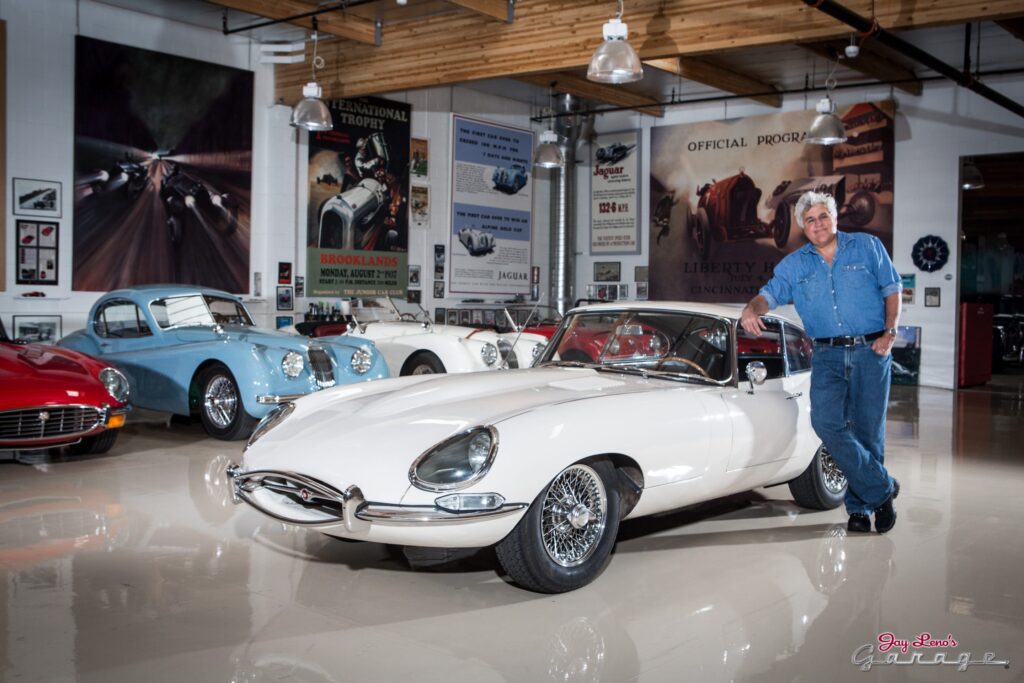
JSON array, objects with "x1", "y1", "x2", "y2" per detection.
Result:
[
  {"x1": 272, "y1": 0, "x2": 1024, "y2": 102},
  {"x1": 995, "y1": 18, "x2": 1024, "y2": 41},
  {"x1": 801, "y1": 41, "x2": 922, "y2": 95},
  {"x1": 213, "y1": 0, "x2": 378, "y2": 46},
  {"x1": 645, "y1": 57, "x2": 781, "y2": 107},
  {"x1": 444, "y1": 0, "x2": 511, "y2": 23},
  {"x1": 517, "y1": 72, "x2": 664, "y2": 117}
]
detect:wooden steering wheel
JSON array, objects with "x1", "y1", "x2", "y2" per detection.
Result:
[{"x1": 654, "y1": 356, "x2": 711, "y2": 379}]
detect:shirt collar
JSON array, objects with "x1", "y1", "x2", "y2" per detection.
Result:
[{"x1": 799, "y1": 230, "x2": 849, "y2": 256}]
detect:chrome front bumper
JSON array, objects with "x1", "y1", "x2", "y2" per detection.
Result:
[
  {"x1": 255, "y1": 393, "x2": 308, "y2": 405},
  {"x1": 225, "y1": 464, "x2": 526, "y2": 531}
]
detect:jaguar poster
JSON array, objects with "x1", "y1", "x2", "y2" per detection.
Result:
[
  {"x1": 649, "y1": 102, "x2": 894, "y2": 303},
  {"x1": 72, "y1": 36, "x2": 253, "y2": 292}
]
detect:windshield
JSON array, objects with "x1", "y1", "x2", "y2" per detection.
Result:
[
  {"x1": 537, "y1": 309, "x2": 732, "y2": 382},
  {"x1": 150, "y1": 295, "x2": 254, "y2": 328}
]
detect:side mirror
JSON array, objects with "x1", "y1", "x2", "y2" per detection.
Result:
[{"x1": 745, "y1": 361, "x2": 767, "y2": 394}]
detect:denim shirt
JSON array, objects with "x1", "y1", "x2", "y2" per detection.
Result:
[{"x1": 759, "y1": 231, "x2": 902, "y2": 339}]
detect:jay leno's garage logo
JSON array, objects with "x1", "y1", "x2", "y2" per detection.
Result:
[{"x1": 853, "y1": 632, "x2": 1010, "y2": 672}]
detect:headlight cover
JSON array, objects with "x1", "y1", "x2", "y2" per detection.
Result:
[
  {"x1": 282, "y1": 351, "x2": 304, "y2": 378},
  {"x1": 481, "y1": 342, "x2": 498, "y2": 366},
  {"x1": 99, "y1": 367, "x2": 130, "y2": 403},
  {"x1": 246, "y1": 402, "x2": 296, "y2": 450},
  {"x1": 531, "y1": 342, "x2": 546, "y2": 363},
  {"x1": 350, "y1": 347, "x2": 373, "y2": 374},
  {"x1": 410, "y1": 426, "x2": 499, "y2": 491}
]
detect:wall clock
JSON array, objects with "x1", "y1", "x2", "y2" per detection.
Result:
[{"x1": 911, "y1": 235, "x2": 949, "y2": 273}]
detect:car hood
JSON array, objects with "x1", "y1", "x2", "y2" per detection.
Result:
[
  {"x1": 171, "y1": 325, "x2": 368, "y2": 351},
  {"x1": 0, "y1": 341, "x2": 115, "y2": 408},
  {"x1": 242, "y1": 366, "x2": 672, "y2": 499}
]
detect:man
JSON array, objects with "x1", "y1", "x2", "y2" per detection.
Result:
[{"x1": 739, "y1": 191, "x2": 902, "y2": 533}]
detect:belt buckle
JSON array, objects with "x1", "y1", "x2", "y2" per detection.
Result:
[{"x1": 837, "y1": 336, "x2": 855, "y2": 346}]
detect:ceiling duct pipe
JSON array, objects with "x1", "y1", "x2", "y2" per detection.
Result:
[
  {"x1": 547, "y1": 94, "x2": 593, "y2": 315},
  {"x1": 801, "y1": 0, "x2": 1024, "y2": 120}
]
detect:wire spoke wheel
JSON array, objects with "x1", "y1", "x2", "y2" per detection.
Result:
[
  {"x1": 820, "y1": 446, "x2": 847, "y2": 494},
  {"x1": 204, "y1": 375, "x2": 238, "y2": 429},
  {"x1": 540, "y1": 464, "x2": 608, "y2": 567}
]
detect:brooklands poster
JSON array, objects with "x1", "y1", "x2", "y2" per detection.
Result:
[
  {"x1": 649, "y1": 102, "x2": 894, "y2": 303},
  {"x1": 449, "y1": 115, "x2": 533, "y2": 296},
  {"x1": 306, "y1": 96, "x2": 411, "y2": 297}
]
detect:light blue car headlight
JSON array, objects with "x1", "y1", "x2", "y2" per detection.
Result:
[
  {"x1": 99, "y1": 367, "x2": 130, "y2": 403},
  {"x1": 410, "y1": 426, "x2": 498, "y2": 492},
  {"x1": 282, "y1": 351, "x2": 304, "y2": 378},
  {"x1": 350, "y1": 347, "x2": 373, "y2": 374}
]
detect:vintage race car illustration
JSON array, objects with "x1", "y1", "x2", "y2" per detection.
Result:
[
  {"x1": 228, "y1": 301, "x2": 843, "y2": 593},
  {"x1": 159, "y1": 164, "x2": 239, "y2": 245},
  {"x1": 91, "y1": 155, "x2": 150, "y2": 198},
  {"x1": 1, "y1": 318, "x2": 130, "y2": 455},
  {"x1": 57, "y1": 285, "x2": 388, "y2": 440},
  {"x1": 595, "y1": 142, "x2": 636, "y2": 166},
  {"x1": 492, "y1": 164, "x2": 528, "y2": 195},
  {"x1": 458, "y1": 227, "x2": 496, "y2": 256}
]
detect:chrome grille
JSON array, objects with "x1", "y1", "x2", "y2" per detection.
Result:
[
  {"x1": 0, "y1": 406, "x2": 103, "y2": 442},
  {"x1": 307, "y1": 348, "x2": 335, "y2": 387}
]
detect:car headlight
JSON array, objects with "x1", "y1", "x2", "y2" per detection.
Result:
[
  {"x1": 481, "y1": 342, "x2": 498, "y2": 366},
  {"x1": 246, "y1": 402, "x2": 296, "y2": 450},
  {"x1": 99, "y1": 367, "x2": 129, "y2": 403},
  {"x1": 351, "y1": 347, "x2": 373, "y2": 374},
  {"x1": 410, "y1": 426, "x2": 498, "y2": 491},
  {"x1": 282, "y1": 351, "x2": 304, "y2": 378}
]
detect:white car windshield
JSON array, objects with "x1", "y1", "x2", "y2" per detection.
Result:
[
  {"x1": 537, "y1": 310, "x2": 732, "y2": 382},
  {"x1": 150, "y1": 295, "x2": 254, "y2": 328}
]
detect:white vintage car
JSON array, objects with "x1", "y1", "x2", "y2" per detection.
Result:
[
  {"x1": 295, "y1": 308, "x2": 547, "y2": 376},
  {"x1": 228, "y1": 302, "x2": 845, "y2": 593},
  {"x1": 457, "y1": 227, "x2": 496, "y2": 256}
]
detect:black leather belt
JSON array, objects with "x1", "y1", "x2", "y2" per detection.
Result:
[{"x1": 813, "y1": 330, "x2": 885, "y2": 346}]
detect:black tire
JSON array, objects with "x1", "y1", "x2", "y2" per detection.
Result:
[
  {"x1": 68, "y1": 429, "x2": 120, "y2": 455},
  {"x1": 788, "y1": 444, "x2": 847, "y2": 510},
  {"x1": 693, "y1": 207, "x2": 712, "y2": 261},
  {"x1": 196, "y1": 363, "x2": 258, "y2": 440},
  {"x1": 402, "y1": 351, "x2": 445, "y2": 376},
  {"x1": 772, "y1": 205, "x2": 791, "y2": 248},
  {"x1": 495, "y1": 458, "x2": 621, "y2": 593}
]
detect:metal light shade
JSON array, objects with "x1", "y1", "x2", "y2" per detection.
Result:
[
  {"x1": 290, "y1": 81, "x2": 333, "y2": 132},
  {"x1": 534, "y1": 129, "x2": 564, "y2": 169},
  {"x1": 961, "y1": 160, "x2": 985, "y2": 190},
  {"x1": 806, "y1": 95, "x2": 847, "y2": 145},
  {"x1": 587, "y1": 18, "x2": 643, "y2": 84}
]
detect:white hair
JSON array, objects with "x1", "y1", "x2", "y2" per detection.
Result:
[{"x1": 794, "y1": 191, "x2": 838, "y2": 228}]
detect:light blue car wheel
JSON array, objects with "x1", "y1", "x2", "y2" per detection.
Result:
[{"x1": 196, "y1": 363, "x2": 258, "y2": 441}]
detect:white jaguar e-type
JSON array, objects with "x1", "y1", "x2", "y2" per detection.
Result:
[{"x1": 228, "y1": 302, "x2": 846, "y2": 593}]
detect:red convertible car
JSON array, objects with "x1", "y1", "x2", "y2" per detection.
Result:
[{"x1": 1, "y1": 319, "x2": 130, "y2": 454}]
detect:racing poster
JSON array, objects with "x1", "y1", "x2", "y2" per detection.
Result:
[
  {"x1": 449, "y1": 115, "x2": 533, "y2": 296},
  {"x1": 72, "y1": 36, "x2": 253, "y2": 292},
  {"x1": 306, "y1": 96, "x2": 411, "y2": 297},
  {"x1": 590, "y1": 129, "x2": 640, "y2": 254},
  {"x1": 649, "y1": 102, "x2": 894, "y2": 303}
]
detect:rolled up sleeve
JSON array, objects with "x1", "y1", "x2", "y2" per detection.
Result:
[
  {"x1": 759, "y1": 261, "x2": 794, "y2": 310},
  {"x1": 871, "y1": 236, "x2": 903, "y2": 298}
]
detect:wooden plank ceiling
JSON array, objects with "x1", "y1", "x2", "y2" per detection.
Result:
[{"x1": 210, "y1": 0, "x2": 1024, "y2": 114}]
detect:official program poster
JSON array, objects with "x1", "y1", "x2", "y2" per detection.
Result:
[
  {"x1": 306, "y1": 96, "x2": 411, "y2": 297},
  {"x1": 449, "y1": 115, "x2": 533, "y2": 296},
  {"x1": 590, "y1": 129, "x2": 640, "y2": 254}
]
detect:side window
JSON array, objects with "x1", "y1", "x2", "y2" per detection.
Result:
[
  {"x1": 784, "y1": 324, "x2": 813, "y2": 374},
  {"x1": 94, "y1": 301, "x2": 152, "y2": 338},
  {"x1": 736, "y1": 319, "x2": 785, "y2": 380}
]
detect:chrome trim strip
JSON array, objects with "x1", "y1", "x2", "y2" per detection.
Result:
[
  {"x1": 356, "y1": 503, "x2": 527, "y2": 525},
  {"x1": 256, "y1": 393, "x2": 308, "y2": 404}
]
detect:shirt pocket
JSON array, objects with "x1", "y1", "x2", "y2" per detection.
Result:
[
  {"x1": 793, "y1": 272, "x2": 822, "y2": 309},
  {"x1": 840, "y1": 262, "x2": 875, "y2": 289}
]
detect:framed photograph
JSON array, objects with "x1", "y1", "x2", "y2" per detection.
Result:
[
  {"x1": 606, "y1": 285, "x2": 619, "y2": 301},
  {"x1": 15, "y1": 220, "x2": 59, "y2": 285},
  {"x1": 471, "y1": 310, "x2": 483, "y2": 325},
  {"x1": 407, "y1": 289, "x2": 422, "y2": 304},
  {"x1": 434, "y1": 307, "x2": 445, "y2": 324},
  {"x1": 459, "y1": 310, "x2": 471, "y2": 326},
  {"x1": 446, "y1": 309, "x2": 458, "y2": 325},
  {"x1": 924, "y1": 287, "x2": 941, "y2": 307},
  {"x1": 12, "y1": 315, "x2": 62, "y2": 344},
  {"x1": 278, "y1": 261, "x2": 292, "y2": 285},
  {"x1": 295, "y1": 276, "x2": 305, "y2": 298},
  {"x1": 276, "y1": 285, "x2": 294, "y2": 311},
  {"x1": 634, "y1": 266, "x2": 649, "y2": 282},
  {"x1": 619, "y1": 284, "x2": 629, "y2": 299},
  {"x1": 531, "y1": 266, "x2": 540, "y2": 285},
  {"x1": 636, "y1": 282, "x2": 649, "y2": 300},
  {"x1": 483, "y1": 309, "x2": 496, "y2": 326},
  {"x1": 411, "y1": 137, "x2": 429, "y2": 177},
  {"x1": 411, "y1": 185, "x2": 429, "y2": 228},
  {"x1": 275, "y1": 315, "x2": 293, "y2": 329},
  {"x1": 901, "y1": 274, "x2": 915, "y2": 305},
  {"x1": 409, "y1": 265, "x2": 421, "y2": 286},
  {"x1": 531, "y1": 283, "x2": 540, "y2": 301},
  {"x1": 433, "y1": 281, "x2": 444, "y2": 298},
  {"x1": 594, "y1": 261, "x2": 621, "y2": 282},
  {"x1": 13, "y1": 178, "x2": 62, "y2": 218},
  {"x1": 597, "y1": 285, "x2": 608, "y2": 300}
]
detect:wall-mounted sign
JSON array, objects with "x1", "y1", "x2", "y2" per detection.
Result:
[{"x1": 590, "y1": 129, "x2": 640, "y2": 254}]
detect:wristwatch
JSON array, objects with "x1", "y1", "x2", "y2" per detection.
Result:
[{"x1": 885, "y1": 327, "x2": 898, "y2": 336}]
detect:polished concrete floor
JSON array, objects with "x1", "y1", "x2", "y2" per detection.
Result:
[{"x1": 2, "y1": 379, "x2": 1023, "y2": 682}]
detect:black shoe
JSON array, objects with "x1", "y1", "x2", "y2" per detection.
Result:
[
  {"x1": 874, "y1": 492, "x2": 897, "y2": 533},
  {"x1": 892, "y1": 479, "x2": 900, "y2": 500},
  {"x1": 848, "y1": 513, "x2": 871, "y2": 533}
]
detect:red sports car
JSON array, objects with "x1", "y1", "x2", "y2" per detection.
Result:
[{"x1": 1, "y1": 319, "x2": 130, "y2": 454}]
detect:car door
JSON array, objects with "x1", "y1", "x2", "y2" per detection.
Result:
[
  {"x1": 721, "y1": 319, "x2": 802, "y2": 471},
  {"x1": 91, "y1": 299, "x2": 173, "y2": 411},
  {"x1": 781, "y1": 321, "x2": 818, "y2": 461}
]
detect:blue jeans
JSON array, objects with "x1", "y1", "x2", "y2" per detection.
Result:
[{"x1": 810, "y1": 343, "x2": 895, "y2": 516}]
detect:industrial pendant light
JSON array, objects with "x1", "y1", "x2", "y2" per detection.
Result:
[
  {"x1": 806, "y1": 59, "x2": 847, "y2": 145},
  {"x1": 961, "y1": 159, "x2": 985, "y2": 190},
  {"x1": 587, "y1": 0, "x2": 643, "y2": 84},
  {"x1": 290, "y1": 19, "x2": 332, "y2": 132},
  {"x1": 534, "y1": 89, "x2": 564, "y2": 169}
]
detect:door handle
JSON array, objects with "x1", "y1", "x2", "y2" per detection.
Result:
[{"x1": 786, "y1": 392, "x2": 803, "y2": 400}]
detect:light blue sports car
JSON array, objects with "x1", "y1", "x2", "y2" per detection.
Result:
[{"x1": 59, "y1": 285, "x2": 388, "y2": 440}]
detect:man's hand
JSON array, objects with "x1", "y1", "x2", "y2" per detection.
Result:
[
  {"x1": 740, "y1": 305, "x2": 767, "y2": 337},
  {"x1": 872, "y1": 333, "x2": 896, "y2": 356}
]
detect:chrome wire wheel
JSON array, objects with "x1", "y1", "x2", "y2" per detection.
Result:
[
  {"x1": 541, "y1": 464, "x2": 608, "y2": 568},
  {"x1": 820, "y1": 446, "x2": 847, "y2": 494},
  {"x1": 204, "y1": 375, "x2": 238, "y2": 429},
  {"x1": 410, "y1": 364, "x2": 435, "y2": 375}
]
